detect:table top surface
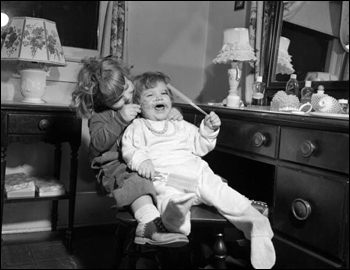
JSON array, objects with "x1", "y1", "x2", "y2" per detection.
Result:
[{"x1": 1, "y1": 100, "x2": 75, "y2": 113}]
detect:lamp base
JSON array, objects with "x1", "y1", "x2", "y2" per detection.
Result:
[
  {"x1": 18, "y1": 63, "x2": 49, "y2": 105},
  {"x1": 226, "y1": 94, "x2": 241, "y2": 108},
  {"x1": 21, "y1": 98, "x2": 46, "y2": 104},
  {"x1": 226, "y1": 63, "x2": 242, "y2": 108}
]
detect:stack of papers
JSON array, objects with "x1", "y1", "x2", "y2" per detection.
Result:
[
  {"x1": 31, "y1": 176, "x2": 66, "y2": 197},
  {"x1": 5, "y1": 173, "x2": 66, "y2": 198},
  {"x1": 5, "y1": 173, "x2": 35, "y2": 198}
]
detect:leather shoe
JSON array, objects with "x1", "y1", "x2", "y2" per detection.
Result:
[
  {"x1": 135, "y1": 217, "x2": 189, "y2": 247},
  {"x1": 251, "y1": 200, "x2": 269, "y2": 217}
]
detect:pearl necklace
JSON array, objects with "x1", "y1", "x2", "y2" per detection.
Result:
[{"x1": 143, "y1": 119, "x2": 177, "y2": 137}]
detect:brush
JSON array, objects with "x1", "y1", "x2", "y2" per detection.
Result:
[
  {"x1": 153, "y1": 171, "x2": 198, "y2": 193},
  {"x1": 167, "y1": 84, "x2": 208, "y2": 116}
]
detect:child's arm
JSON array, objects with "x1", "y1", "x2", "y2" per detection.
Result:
[
  {"x1": 89, "y1": 110, "x2": 128, "y2": 154},
  {"x1": 184, "y1": 111, "x2": 221, "y2": 156},
  {"x1": 119, "y1": 104, "x2": 141, "y2": 122},
  {"x1": 89, "y1": 104, "x2": 141, "y2": 154},
  {"x1": 203, "y1": 111, "x2": 221, "y2": 132},
  {"x1": 137, "y1": 159, "x2": 155, "y2": 180}
]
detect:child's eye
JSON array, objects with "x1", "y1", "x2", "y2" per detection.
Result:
[{"x1": 162, "y1": 92, "x2": 169, "y2": 95}]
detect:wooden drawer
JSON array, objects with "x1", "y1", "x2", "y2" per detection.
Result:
[
  {"x1": 216, "y1": 118, "x2": 278, "y2": 158},
  {"x1": 279, "y1": 127, "x2": 349, "y2": 174},
  {"x1": 7, "y1": 113, "x2": 80, "y2": 137},
  {"x1": 274, "y1": 166, "x2": 348, "y2": 258},
  {"x1": 273, "y1": 234, "x2": 342, "y2": 269}
]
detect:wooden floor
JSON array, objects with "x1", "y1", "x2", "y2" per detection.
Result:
[
  {"x1": 1, "y1": 225, "x2": 251, "y2": 269},
  {"x1": 1, "y1": 225, "x2": 119, "y2": 269}
]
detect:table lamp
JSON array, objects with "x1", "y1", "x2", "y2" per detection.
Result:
[
  {"x1": 213, "y1": 28, "x2": 256, "y2": 107},
  {"x1": 276, "y1": 36, "x2": 294, "y2": 75},
  {"x1": 1, "y1": 17, "x2": 66, "y2": 104}
]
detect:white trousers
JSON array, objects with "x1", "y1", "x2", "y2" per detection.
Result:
[{"x1": 153, "y1": 162, "x2": 276, "y2": 269}]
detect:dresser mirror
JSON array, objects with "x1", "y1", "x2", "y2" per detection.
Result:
[
  {"x1": 1, "y1": 1, "x2": 108, "y2": 61},
  {"x1": 1, "y1": 1, "x2": 99, "y2": 49},
  {"x1": 264, "y1": 1, "x2": 349, "y2": 99}
]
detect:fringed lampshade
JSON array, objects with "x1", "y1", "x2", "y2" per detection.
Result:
[
  {"x1": 276, "y1": 36, "x2": 295, "y2": 75},
  {"x1": 213, "y1": 28, "x2": 256, "y2": 107},
  {"x1": 1, "y1": 17, "x2": 66, "y2": 104}
]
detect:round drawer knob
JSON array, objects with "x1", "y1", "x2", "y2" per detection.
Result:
[
  {"x1": 300, "y1": 140, "x2": 316, "y2": 157},
  {"x1": 39, "y1": 119, "x2": 50, "y2": 130},
  {"x1": 292, "y1": 198, "x2": 312, "y2": 220},
  {"x1": 253, "y1": 132, "x2": 266, "y2": 147}
]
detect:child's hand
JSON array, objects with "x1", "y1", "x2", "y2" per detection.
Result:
[
  {"x1": 204, "y1": 111, "x2": 221, "y2": 131},
  {"x1": 167, "y1": 107, "x2": 183, "y2": 121},
  {"x1": 119, "y1": 104, "x2": 141, "y2": 122},
  {"x1": 138, "y1": 159, "x2": 155, "y2": 180}
]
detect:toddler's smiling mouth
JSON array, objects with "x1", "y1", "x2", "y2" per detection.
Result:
[{"x1": 154, "y1": 103, "x2": 166, "y2": 111}]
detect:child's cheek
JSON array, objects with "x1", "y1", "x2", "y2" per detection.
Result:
[{"x1": 141, "y1": 101, "x2": 152, "y2": 111}]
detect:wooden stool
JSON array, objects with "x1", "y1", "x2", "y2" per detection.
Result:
[{"x1": 114, "y1": 204, "x2": 244, "y2": 269}]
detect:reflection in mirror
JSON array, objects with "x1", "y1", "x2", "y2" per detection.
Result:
[
  {"x1": 1, "y1": 1, "x2": 99, "y2": 50},
  {"x1": 276, "y1": 1, "x2": 347, "y2": 82},
  {"x1": 276, "y1": 36, "x2": 294, "y2": 75},
  {"x1": 264, "y1": 1, "x2": 349, "y2": 100}
]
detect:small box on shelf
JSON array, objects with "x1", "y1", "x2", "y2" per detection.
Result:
[
  {"x1": 5, "y1": 173, "x2": 35, "y2": 198},
  {"x1": 5, "y1": 173, "x2": 66, "y2": 198},
  {"x1": 31, "y1": 176, "x2": 66, "y2": 197}
]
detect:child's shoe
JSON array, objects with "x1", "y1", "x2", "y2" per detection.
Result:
[
  {"x1": 135, "y1": 217, "x2": 189, "y2": 247},
  {"x1": 251, "y1": 200, "x2": 269, "y2": 217}
]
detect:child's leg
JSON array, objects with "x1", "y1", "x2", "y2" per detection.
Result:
[
  {"x1": 198, "y1": 171, "x2": 275, "y2": 269},
  {"x1": 130, "y1": 194, "x2": 189, "y2": 247},
  {"x1": 155, "y1": 184, "x2": 196, "y2": 236},
  {"x1": 161, "y1": 193, "x2": 196, "y2": 235},
  {"x1": 131, "y1": 195, "x2": 160, "y2": 223},
  {"x1": 111, "y1": 171, "x2": 188, "y2": 247}
]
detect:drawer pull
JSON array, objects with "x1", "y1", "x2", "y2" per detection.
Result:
[
  {"x1": 38, "y1": 119, "x2": 50, "y2": 130},
  {"x1": 300, "y1": 140, "x2": 316, "y2": 157},
  {"x1": 253, "y1": 132, "x2": 266, "y2": 147},
  {"x1": 292, "y1": 198, "x2": 312, "y2": 220}
]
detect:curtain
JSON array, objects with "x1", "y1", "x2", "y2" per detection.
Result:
[
  {"x1": 100, "y1": 1, "x2": 126, "y2": 59},
  {"x1": 110, "y1": 1, "x2": 126, "y2": 59},
  {"x1": 249, "y1": 1, "x2": 264, "y2": 80},
  {"x1": 283, "y1": 1, "x2": 306, "y2": 21},
  {"x1": 340, "y1": 1, "x2": 349, "y2": 51}
]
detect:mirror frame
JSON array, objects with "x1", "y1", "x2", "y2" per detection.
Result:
[{"x1": 263, "y1": 1, "x2": 349, "y2": 99}]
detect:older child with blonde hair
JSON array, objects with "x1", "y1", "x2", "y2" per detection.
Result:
[{"x1": 71, "y1": 57, "x2": 188, "y2": 247}]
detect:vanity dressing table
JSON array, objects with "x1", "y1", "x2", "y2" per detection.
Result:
[
  {"x1": 178, "y1": 103, "x2": 349, "y2": 269},
  {"x1": 1, "y1": 101, "x2": 82, "y2": 250}
]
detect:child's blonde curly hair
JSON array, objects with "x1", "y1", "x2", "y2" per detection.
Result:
[{"x1": 72, "y1": 56, "x2": 132, "y2": 118}]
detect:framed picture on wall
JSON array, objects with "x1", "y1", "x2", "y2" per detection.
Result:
[{"x1": 234, "y1": 1, "x2": 245, "y2": 11}]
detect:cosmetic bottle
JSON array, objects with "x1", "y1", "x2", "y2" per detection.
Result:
[
  {"x1": 300, "y1": 81, "x2": 314, "y2": 104},
  {"x1": 251, "y1": 76, "x2": 266, "y2": 106},
  {"x1": 285, "y1": 74, "x2": 299, "y2": 98}
]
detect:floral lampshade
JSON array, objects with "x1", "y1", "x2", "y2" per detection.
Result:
[
  {"x1": 1, "y1": 17, "x2": 66, "y2": 65},
  {"x1": 1, "y1": 17, "x2": 66, "y2": 104}
]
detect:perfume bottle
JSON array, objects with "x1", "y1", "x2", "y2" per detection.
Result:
[
  {"x1": 300, "y1": 81, "x2": 314, "y2": 104},
  {"x1": 338, "y1": 99, "x2": 349, "y2": 114},
  {"x1": 285, "y1": 74, "x2": 299, "y2": 98},
  {"x1": 251, "y1": 76, "x2": 266, "y2": 105}
]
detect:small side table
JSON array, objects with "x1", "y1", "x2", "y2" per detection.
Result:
[{"x1": 1, "y1": 101, "x2": 82, "y2": 251}]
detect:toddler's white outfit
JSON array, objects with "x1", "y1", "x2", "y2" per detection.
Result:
[{"x1": 122, "y1": 118, "x2": 275, "y2": 269}]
